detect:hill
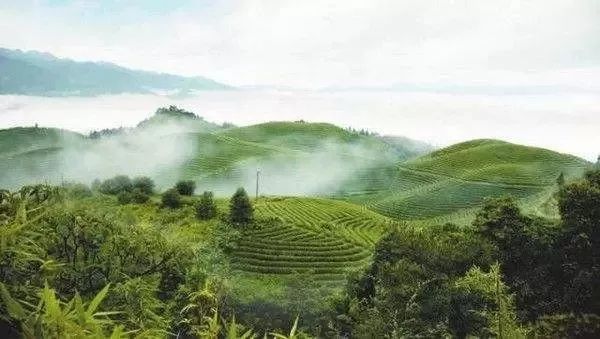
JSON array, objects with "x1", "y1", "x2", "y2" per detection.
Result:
[
  {"x1": 0, "y1": 108, "x2": 428, "y2": 195},
  {"x1": 0, "y1": 48, "x2": 230, "y2": 96},
  {"x1": 349, "y1": 139, "x2": 590, "y2": 223},
  {"x1": 1, "y1": 111, "x2": 589, "y2": 224}
]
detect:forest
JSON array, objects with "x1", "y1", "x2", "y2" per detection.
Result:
[{"x1": 1, "y1": 167, "x2": 599, "y2": 338}]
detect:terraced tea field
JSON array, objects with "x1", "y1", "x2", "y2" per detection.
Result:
[
  {"x1": 351, "y1": 139, "x2": 590, "y2": 222},
  {"x1": 230, "y1": 197, "x2": 394, "y2": 282}
]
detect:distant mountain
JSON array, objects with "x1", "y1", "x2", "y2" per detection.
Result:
[{"x1": 0, "y1": 48, "x2": 231, "y2": 96}]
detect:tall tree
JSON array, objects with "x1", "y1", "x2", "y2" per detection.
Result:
[
  {"x1": 196, "y1": 191, "x2": 217, "y2": 220},
  {"x1": 229, "y1": 188, "x2": 253, "y2": 224}
]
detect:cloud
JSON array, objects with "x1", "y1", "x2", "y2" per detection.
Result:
[
  {"x1": 1, "y1": 0, "x2": 599, "y2": 89},
  {"x1": 1, "y1": 91, "x2": 598, "y2": 161}
]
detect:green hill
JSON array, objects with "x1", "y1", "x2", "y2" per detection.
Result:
[
  {"x1": 349, "y1": 139, "x2": 590, "y2": 223},
  {"x1": 0, "y1": 127, "x2": 84, "y2": 157},
  {"x1": 0, "y1": 111, "x2": 425, "y2": 194},
  {"x1": 0, "y1": 127, "x2": 86, "y2": 186},
  {"x1": 1, "y1": 111, "x2": 590, "y2": 226}
]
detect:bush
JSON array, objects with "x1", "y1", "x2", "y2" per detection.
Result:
[
  {"x1": 132, "y1": 176, "x2": 155, "y2": 195},
  {"x1": 68, "y1": 183, "x2": 93, "y2": 198},
  {"x1": 131, "y1": 188, "x2": 150, "y2": 204},
  {"x1": 117, "y1": 191, "x2": 132, "y2": 205},
  {"x1": 175, "y1": 180, "x2": 196, "y2": 196},
  {"x1": 532, "y1": 314, "x2": 600, "y2": 338},
  {"x1": 162, "y1": 188, "x2": 181, "y2": 209},
  {"x1": 196, "y1": 191, "x2": 217, "y2": 220},
  {"x1": 99, "y1": 175, "x2": 132, "y2": 195},
  {"x1": 229, "y1": 188, "x2": 253, "y2": 224}
]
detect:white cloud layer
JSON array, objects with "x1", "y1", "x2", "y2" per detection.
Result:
[{"x1": 1, "y1": 91, "x2": 598, "y2": 161}]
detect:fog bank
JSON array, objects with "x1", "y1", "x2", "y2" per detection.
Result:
[{"x1": 0, "y1": 90, "x2": 598, "y2": 160}]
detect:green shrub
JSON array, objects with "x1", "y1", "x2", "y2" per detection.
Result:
[
  {"x1": 175, "y1": 180, "x2": 196, "y2": 196},
  {"x1": 196, "y1": 191, "x2": 217, "y2": 220},
  {"x1": 132, "y1": 176, "x2": 155, "y2": 195},
  {"x1": 99, "y1": 175, "x2": 132, "y2": 195},
  {"x1": 162, "y1": 188, "x2": 181, "y2": 208},
  {"x1": 532, "y1": 314, "x2": 600, "y2": 338},
  {"x1": 131, "y1": 188, "x2": 150, "y2": 204},
  {"x1": 117, "y1": 191, "x2": 132, "y2": 205}
]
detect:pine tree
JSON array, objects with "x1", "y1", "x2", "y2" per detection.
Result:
[
  {"x1": 162, "y1": 188, "x2": 181, "y2": 208},
  {"x1": 229, "y1": 188, "x2": 253, "y2": 224},
  {"x1": 196, "y1": 191, "x2": 217, "y2": 220}
]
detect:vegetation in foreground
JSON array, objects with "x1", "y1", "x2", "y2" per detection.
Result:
[{"x1": 0, "y1": 168, "x2": 599, "y2": 337}]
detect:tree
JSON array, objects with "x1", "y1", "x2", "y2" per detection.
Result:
[
  {"x1": 132, "y1": 176, "x2": 155, "y2": 195},
  {"x1": 196, "y1": 191, "x2": 217, "y2": 220},
  {"x1": 175, "y1": 180, "x2": 196, "y2": 196},
  {"x1": 162, "y1": 189, "x2": 181, "y2": 209},
  {"x1": 559, "y1": 169, "x2": 600, "y2": 236},
  {"x1": 229, "y1": 188, "x2": 253, "y2": 224},
  {"x1": 556, "y1": 169, "x2": 600, "y2": 314},
  {"x1": 99, "y1": 175, "x2": 132, "y2": 195},
  {"x1": 474, "y1": 197, "x2": 557, "y2": 320},
  {"x1": 453, "y1": 264, "x2": 527, "y2": 338}
]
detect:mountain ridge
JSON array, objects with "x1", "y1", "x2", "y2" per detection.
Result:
[{"x1": 0, "y1": 47, "x2": 232, "y2": 96}]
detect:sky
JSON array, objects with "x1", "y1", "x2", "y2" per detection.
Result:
[
  {"x1": 0, "y1": 1, "x2": 599, "y2": 160},
  {"x1": 2, "y1": 0, "x2": 600, "y2": 89}
]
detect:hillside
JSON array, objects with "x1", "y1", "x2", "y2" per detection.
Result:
[
  {"x1": 350, "y1": 139, "x2": 591, "y2": 223},
  {"x1": 0, "y1": 48, "x2": 230, "y2": 96},
  {"x1": 0, "y1": 109, "x2": 427, "y2": 195},
  {"x1": 1, "y1": 113, "x2": 590, "y2": 224},
  {"x1": 232, "y1": 197, "x2": 393, "y2": 283}
]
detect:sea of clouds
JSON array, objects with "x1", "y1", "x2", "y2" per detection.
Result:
[{"x1": 0, "y1": 89, "x2": 598, "y2": 161}]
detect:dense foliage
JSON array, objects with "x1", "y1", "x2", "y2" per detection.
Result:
[
  {"x1": 162, "y1": 188, "x2": 182, "y2": 209},
  {"x1": 0, "y1": 184, "x2": 306, "y2": 338},
  {"x1": 229, "y1": 188, "x2": 253, "y2": 224},
  {"x1": 175, "y1": 180, "x2": 197, "y2": 196},
  {"x1": 332, "y1": 169, "x2": 600, "y2": 337},
  {"x1": 196, "y1": 191, "x2": 217, "y2": 220},
  {"x1": 1, "y1": 169, "x2": 599, "y2": 337}
]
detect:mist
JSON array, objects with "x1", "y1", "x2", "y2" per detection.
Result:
[
  {"x1": 0, "y1": 119, "x2": 198, "y2": 190},
  {"x1": 198, "y1": 140, "x2": 396, "y2": 197},
  {"x1": 1, "y1": 89, "x2": 598, "y2": 161}
]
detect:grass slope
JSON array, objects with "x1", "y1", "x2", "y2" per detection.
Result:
[
  {"x1": 352, "y1": 139, "x2": 590, "y2": 223},
  {"x1": 0, "y1": 128, "x2": 86, "y2": 187},
  {"x1": 231, "y1": 197, "x2": 394, "y2": 283},
  {"x1": 0, "y1": 119, "x2": 420, "y2": 195}
]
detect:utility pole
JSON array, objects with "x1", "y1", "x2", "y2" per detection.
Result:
[{"x1": 255, "y1": 169, "x2": 260, "y2": 199}]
